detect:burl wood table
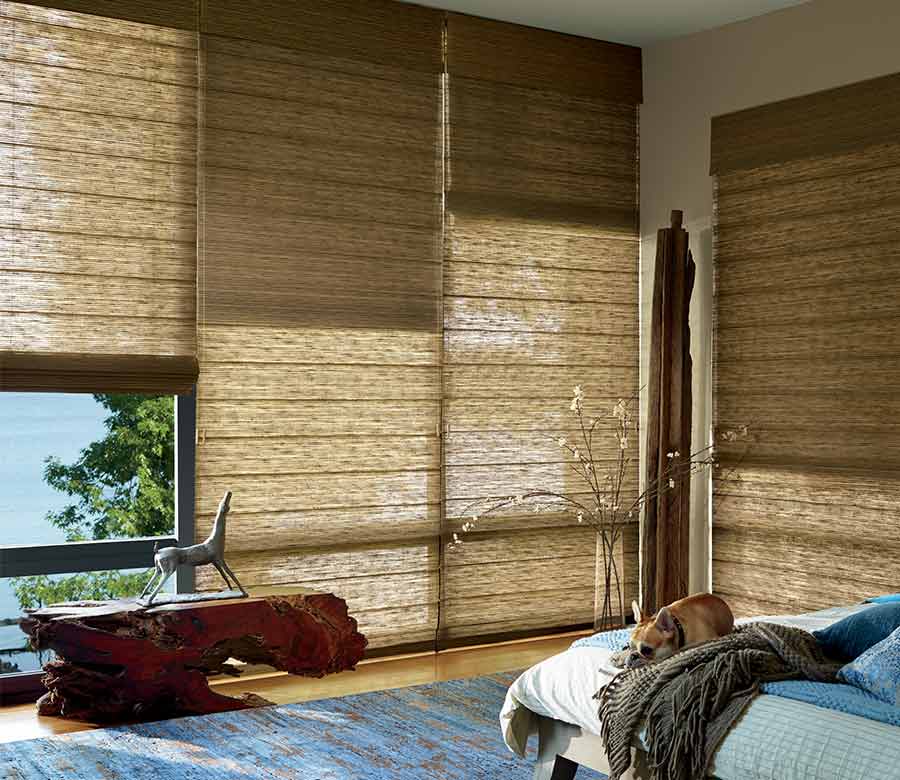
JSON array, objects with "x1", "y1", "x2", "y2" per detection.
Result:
[{"x1": 20, "y1": 592, "x2": 367, "y2": 723}]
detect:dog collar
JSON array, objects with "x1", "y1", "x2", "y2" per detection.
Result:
[{"x1": 672, "y1": 615, "x2": 686, "y2": 650}]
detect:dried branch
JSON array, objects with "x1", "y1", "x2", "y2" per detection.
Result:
[{"x1": 447, "y1": 386, "x2": 739, "y2": 629}]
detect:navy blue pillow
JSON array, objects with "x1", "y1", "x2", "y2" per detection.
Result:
[{"x1": 814, "y1": 603, "x2": 900, "y2": 662}]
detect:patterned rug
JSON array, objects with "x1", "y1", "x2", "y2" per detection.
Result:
[{"x1": 0, "y1": 671, "x2": 549, "y2": 779}]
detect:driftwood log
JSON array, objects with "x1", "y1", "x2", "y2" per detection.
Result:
[
  {"x1": 19, "y1": 593, "x2": 367, "y2": 722},
  {"x1": 642, "y1": 210, "x2": 695, "y2": 615}
]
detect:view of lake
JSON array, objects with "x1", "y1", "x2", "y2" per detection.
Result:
[{"x1": 1, "y1": 393, "x2": 108, "y2": 672}]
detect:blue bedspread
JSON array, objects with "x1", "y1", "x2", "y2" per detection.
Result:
[{"x1": 760, "y1": 680, "x2": 900, "y2": 727}]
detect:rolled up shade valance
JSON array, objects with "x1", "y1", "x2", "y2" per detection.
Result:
[
  {"x1": 711, "y1": 73, "x2": 900, "y2": 617},
  {"x1": 7, "y1": 0, "x2": 195, "y2": 29},
  {"x1": 0, "y1": 0, "x2": 198, "y2": 394},
  {"x1": 710, "y1": 72, "x2": 900, "y2": 174},
  {"x1": 446, "y1": 12, "x2": 642, "y2": 103}
]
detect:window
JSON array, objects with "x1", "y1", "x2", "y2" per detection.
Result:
[
  {"x1": 0, "y1": 391, "x2": 194, "y2": 683},
  {"x1": 0, "y1": 0, "x2": 199, "y2": 693},
  {"x1": 710, "y1": 72, "x2": 900, "y2": 615},
  {"x1": 1, "y1": 0, "x2": 642, "y2": 674}
]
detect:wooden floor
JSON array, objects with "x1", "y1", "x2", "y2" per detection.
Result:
[{"x1": 0, "y1": 630, "x2": 586, "y2": 745}]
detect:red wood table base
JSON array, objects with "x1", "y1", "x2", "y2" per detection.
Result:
[{"x1": 19, "y1": 593, "x2": 367, "y2": 723}]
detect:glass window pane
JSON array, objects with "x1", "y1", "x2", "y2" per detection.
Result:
[
  {"x1": 1, "y1": 393, "x2": 175, "y2": 546},
  {"x1": 1, "y1": 568, "x2": 167, "y2": 674}
]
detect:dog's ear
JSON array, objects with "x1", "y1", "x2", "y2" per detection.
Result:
[
  {"x1": 655, "y1": 606, "x2": 675, "y2": 633},
  {"x1": 631, "y1": 600, "x2": 642, "y2": 623}
]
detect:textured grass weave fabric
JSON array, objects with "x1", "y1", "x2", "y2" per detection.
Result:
[{"x1": 596, "y1": 622, "x2": 842, "y2": 780}]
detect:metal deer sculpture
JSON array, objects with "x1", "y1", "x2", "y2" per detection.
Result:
[{"x1": 140, "y1": 491, "x2": 247, "y2": 604}]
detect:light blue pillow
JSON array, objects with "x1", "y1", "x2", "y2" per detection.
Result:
[
  {"x1": 813, "y1": 602, "x2": 900, "y2": 662},
  {"x1": 868, "y1": 594, "x2": 900, "y2": 604},
  {"x1": 839, "y1": 626, "x2": 900, "y2": 707}
]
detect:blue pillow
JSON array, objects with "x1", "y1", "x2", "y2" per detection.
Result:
[
  {"x1": 813, "y1": 603, "x2": 900, "y2": 662},
  {"x1": 868, "y1": 594, "x2": 900, "y2": 604},
  {"x1": 839, "y1": 626, "x2": 900, "y2": 706}
]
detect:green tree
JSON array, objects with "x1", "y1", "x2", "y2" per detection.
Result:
[
  {"x1": 13, "y1": 571, "x2": 155, "y2": 611},
  {"x1": 13, "y1": 394, "x2": 174, "y2": 610}
]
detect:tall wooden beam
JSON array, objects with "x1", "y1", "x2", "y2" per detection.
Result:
[{"x1": 641, "y1": 210, "x2": 695, "y2": 615}]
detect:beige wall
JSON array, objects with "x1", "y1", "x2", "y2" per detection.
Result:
[{"x1": 639, "y1": 0, "x2": 900, "y2": 594}]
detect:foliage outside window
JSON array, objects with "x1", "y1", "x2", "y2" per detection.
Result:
[{"x1": 11, "y1": 394, "x2": 175, "y2": 611}]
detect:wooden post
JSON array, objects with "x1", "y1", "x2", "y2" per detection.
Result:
[{"x1": 641, "y1": 210, "x2": 695, "y2": 615}]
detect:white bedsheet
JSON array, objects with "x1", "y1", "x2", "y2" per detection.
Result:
[
  {"x1": 501, "y1": 644, "x2": 618, "y2": 756},
  {"x1": 500, "y1": 604, "x2": 900, "y2": 780}
]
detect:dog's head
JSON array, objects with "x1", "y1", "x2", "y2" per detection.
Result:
[{"x1": 628, "y1": 600, "x2": 678, "y2": 664}]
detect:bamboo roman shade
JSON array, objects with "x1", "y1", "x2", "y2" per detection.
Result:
[
  {"x1": 0, "y1": 0, "x2": 198, "y2": 394},
  {"x1": 193, "y1": 0, "x2": 444, "y2": 649},
  {"x1": 711, "y1": 73, "x2": 900, "y2": 617},
  {"x1": 441, "y1": 14, "x2": 641, "y2": 643}
]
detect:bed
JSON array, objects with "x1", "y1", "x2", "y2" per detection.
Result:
[{"x1": 501, "y1": 605, "x2": 900, "y2": 780}]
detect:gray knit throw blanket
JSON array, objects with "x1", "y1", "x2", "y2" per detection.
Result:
[{"x1": 596, "y1": 622, "x2": 842, "y2": 780}]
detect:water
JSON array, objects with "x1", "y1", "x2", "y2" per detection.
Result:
[{"x1": 0, "y1": 393, "x2": 109, "y2": 672}]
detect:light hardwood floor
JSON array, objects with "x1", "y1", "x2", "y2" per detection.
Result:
[{"x1": 0, "y1": 630, "x2": 587, "y2": 744}]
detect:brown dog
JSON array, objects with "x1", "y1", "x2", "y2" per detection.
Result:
[{"x1": 629, "y1": 593, "x2": 734, "y2": 664}]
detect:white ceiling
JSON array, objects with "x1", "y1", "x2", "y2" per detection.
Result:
[{"x1": 423, "y1": 0, "x2": 811, "y2": 46}]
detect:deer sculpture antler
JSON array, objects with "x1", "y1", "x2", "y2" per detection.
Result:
[{"x1": 140, "y1": 491, "x2": 247, "y2": 604}]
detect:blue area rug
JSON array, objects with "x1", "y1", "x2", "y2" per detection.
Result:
[{"x1": 0, "y1": 672, "x2": 547, "y2": 779}]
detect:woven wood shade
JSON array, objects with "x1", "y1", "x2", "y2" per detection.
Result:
[
  {"x1": 711, "y1": 73, "x2": 900, "y2": 617},
  {"x1": 0, "y1": 0, "x2": 198, "y2": 394},
  {"x1": 194, "y1": 0, "x2": 444, "y2": 650},
  {"x1": 441, "y1": 14, "x2": 641, "y2": 643}
]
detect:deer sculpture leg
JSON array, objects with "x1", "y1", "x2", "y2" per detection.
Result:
[
  {"x1": 139, "y1": 539, "x2": 170, "y2": 600},
  {"x1": 139, "y1": 565, "x2": 162, "y2": 600},
  {"x1": 212, "y1": 561, "x2": 234, "y2": 591},
  {"x1": 219, "y1": 560, "x2": 248, "y2": 596},
  {"x1": 144, "y1": 562, "x2": 176, "y2": 604}
]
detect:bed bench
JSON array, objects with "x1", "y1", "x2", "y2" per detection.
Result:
[{"x1": 533, "y1": 714, "x2": 649, "y2": 780}]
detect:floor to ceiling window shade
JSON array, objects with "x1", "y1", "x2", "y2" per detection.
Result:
[
  {"x1": 711, "y1": 73, "x2": 900, "y2": 617},
  {"x1": 441, "y1": 14, "x2": 642, "y2": 643},
  {"x1": 3, "y1": 0, "x2": 644, "y2": 652},
  {"x1": 194, "y1": 0, "x2": 444, "y2": 650},
  {"x1": 0, "y1": 0, "x2": 197, "y2": 394}
]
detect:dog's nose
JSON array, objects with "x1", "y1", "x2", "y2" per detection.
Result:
[{"x1": 626, "y1": 652, "x2": 646, "y2": 670}]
